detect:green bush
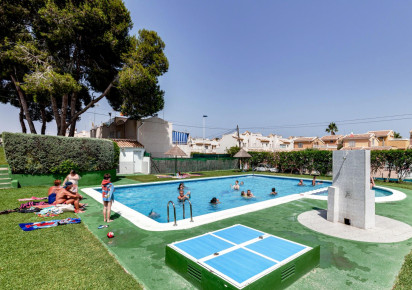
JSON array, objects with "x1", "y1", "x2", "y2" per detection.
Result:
[
  {"x1": 275, "y1": 150, "x2": 332, "y2": 175},
  {"x1": 3, "y1": 132, "x2": 117, "y2": 174}
]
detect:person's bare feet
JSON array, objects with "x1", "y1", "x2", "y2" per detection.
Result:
[
  {"x1": 75, "y1": 209, "x2": 85, "y2": 213},
  {"x1": 107, "y1": 219, "x2": 114, "y2": 223}
]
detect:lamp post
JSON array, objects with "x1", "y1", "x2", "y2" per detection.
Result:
[{"x1": 203, "y1": 115, "x2": 208, "y2": 153}]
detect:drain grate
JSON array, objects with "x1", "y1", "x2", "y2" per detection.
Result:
[
  {"x1": 281, "y1": 264, "x2": 295, "y2": 281},
  {"x1": 187, "y1": 264, "x2": 202, "y2": 282}
]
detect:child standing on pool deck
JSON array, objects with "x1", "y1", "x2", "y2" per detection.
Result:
[{"x1": 101, "y1": 173, "x2": 115, "y2": 222}]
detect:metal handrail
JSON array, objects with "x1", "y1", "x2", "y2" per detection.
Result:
[
  {"x1": 182, "y1": 199, "x2": 194, "y2": 222},
  {"x1": 167, "y1": 200, "x2": 177, "y2": 226}
]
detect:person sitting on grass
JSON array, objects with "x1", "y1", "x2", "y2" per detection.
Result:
[
  {"x1": 48, "y1": 179, "x2": 62, "y2": 204},
  {"x1": 270, "y1": 188, "x2": 278, "y2": 195},
  {"x1": 210, "y1": 197, "x2": 220, "y2": 204},
  {"x1": 102, "y1": 173, "x2": 115, "y2": 223},
  {"x1": 55, "y1": 182, "x2": 84, "y2": 213},
  {"x1": 178, "y1": 190, "x2": 191, "y2": 201}
]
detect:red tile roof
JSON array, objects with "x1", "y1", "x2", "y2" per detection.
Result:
[
  {"x1": 294, "y1": 137, "x2": 317, "y2": 143},
  {"x1": 321, "y1": 135, "x2": 343, "y2": 141},
  {"x1": 342, "y1": 133, "x2": 373, "y2": 140},
  {"x1": 112, "y1": 139, "x2": 144, "y2": 148},
  {"x1": 367, "y1": 130, "x2": 393, "y2": 137}
]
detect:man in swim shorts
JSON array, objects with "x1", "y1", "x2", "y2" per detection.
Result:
[{"x1": 55, "y1": 182, "x2": 84, "y2": 213}]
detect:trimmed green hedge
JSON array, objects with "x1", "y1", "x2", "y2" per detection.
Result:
[{"x1": 3, "y1": 132, "x2": 117, "y2": 174}]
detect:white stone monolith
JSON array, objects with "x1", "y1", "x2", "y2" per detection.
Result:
[{"x1": 327, "y1": 150, "x2": 375, "y2": 229}]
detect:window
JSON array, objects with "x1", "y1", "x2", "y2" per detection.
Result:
[
  {"x1": 349, "y1": 141, "x2": 355, "y2": 147},
  {"x1": 205, "y1": 146, "x2": 209, "y2": 149},
  {"x1": 371, "y1": 139, "x2": 375, "y2": 146},
  {"x1": 298, "y1": 143, "x2": 303, "y2": 148},
  {"x1": 280, "y1": 144, "x2": 286, "y2": 148}
]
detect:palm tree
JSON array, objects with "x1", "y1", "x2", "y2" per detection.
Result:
[
  {"x1": 325, "y1": 122, "x2": 338, "y2": 135},
  {"x1": 393, "y1": 131, "x2": 402, "y2": 138}
]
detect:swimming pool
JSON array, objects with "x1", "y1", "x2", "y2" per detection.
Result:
[
  {"x1": 95, "y1": 175, "x2": 331, "y2": 223},
  {"x1": 82, "y1": 174, "x2": 402, "y2": 231}
]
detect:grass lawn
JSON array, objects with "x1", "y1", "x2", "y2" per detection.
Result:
[
  {"x1": 0, "y1": 147, "x2": 7, "y2": 165},
  {"x1": 0, "y1": 186, "x2": 142, "y2": 289}
]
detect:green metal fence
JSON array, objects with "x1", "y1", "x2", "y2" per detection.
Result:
[{"x1": 151, "y1": 158, "x2": 237, "y2": 174}]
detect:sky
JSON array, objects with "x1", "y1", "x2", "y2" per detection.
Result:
[{"x1": 1, "y1": 1, "x2": 412, "y2": 139}]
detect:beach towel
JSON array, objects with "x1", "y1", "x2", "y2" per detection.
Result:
[
  {"x1": 20, "y1": 201, "x2": 48, "y2": 209},
  {"x1": 18, "y1": 196, "x2": 48, "y2": 201},
  {"x1": 19, "y1": 217, "x2": 81, "y2": 231}
]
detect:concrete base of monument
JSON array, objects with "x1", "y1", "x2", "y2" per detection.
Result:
[{"x1": 298, "y1": 209, "x2": 412, "y2": 243}]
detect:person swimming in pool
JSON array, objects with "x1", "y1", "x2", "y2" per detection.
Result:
[
  {"x1": 312, "y1": 176, "x2": 323, "y2": 186},
  {"x1": 210, "y1": 197, "x2": 220, "y2": 204},
  {"x1": 241, "y1": 191, "x2": 246, "y2": 197},
  {"x1": 178, "y1": 189, "x2": 191, "y2": 201},
  {"x1": 298, "y1": 179, "x2": 304, "y2": 186},
  {"x1": 246, "y1": 189, "x2": 254, "y2": 198},
  {"x1": 232, "y1": 180, "x2": 240, "y2": 190},
  {"x1": 270, "y1": 188, "x2": 277, "y2": 195}
]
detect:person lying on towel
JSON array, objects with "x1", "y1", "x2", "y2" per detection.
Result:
[{"x1": 55, "y1": 182, "x2": 84, "y2": 213}]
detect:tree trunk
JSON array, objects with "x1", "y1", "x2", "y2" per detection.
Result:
[
  {"x1": 40, "y1": 105, "x2": 47, "y2": 135},
  {"x1": 50, "y1": 96, "x2": 61, "y2": 134},
  {"x1": 10, "y1": 74, "x2": 37, "y2": 134},
  {"x1": 59, "y1": 94, "x2": 69, "y2": 136},
  {"x1": 68, "y1": 118, "x2": 77, "y2": 137},
  {"x1": 68, "y1": 92, "x2": 78, "y2": 137},
  {"x1": 19, "y1": 106, "x2": 27, "y2": 133}
]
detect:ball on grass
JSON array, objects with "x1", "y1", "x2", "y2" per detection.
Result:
[{"x1": 107, "y1": 231, "x2": 114, "y2": 238}]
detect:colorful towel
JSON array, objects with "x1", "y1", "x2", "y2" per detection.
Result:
[
  {"x1": 18, "y1": 196, "x2": 48, "y2": 201},
  {"x1": 20, "y1": 201, "x2": 48, "y2": 209},
  {"x1": 19, "y1": 218, "x2": 81, "y2": 231}
]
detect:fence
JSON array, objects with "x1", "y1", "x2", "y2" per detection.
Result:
[{"x1": 151, "y1": 158, "x2": 237, "y2": 174}]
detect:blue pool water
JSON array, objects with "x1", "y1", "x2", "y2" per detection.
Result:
[
  {"x1": 313, "y1": 187, "x2": 392, "y2": 197},
  {"x1": 97, "y1": 175, "x2": 330, "y2": 223}
]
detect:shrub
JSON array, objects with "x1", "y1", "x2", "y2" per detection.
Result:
[{"x1": 3, "y1": 132, "x2": 117, "y2": 174}]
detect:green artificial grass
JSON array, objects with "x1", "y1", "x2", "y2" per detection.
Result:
[
  {"x1": 0, "y1": 186, "x2": 142, "y2": 289},
  {"x1": 0, "y1": 147, "x2": 7, "y2": 165}
]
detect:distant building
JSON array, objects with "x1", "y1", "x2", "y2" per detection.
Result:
[
  {"x1": 293, "y1": 137, "x2": 325, "y2": 150},
  {"x1": 93, "y1": 116, "x2": 190, "y2": 158},
  {"x1": 215, "y1": 131, "x2": 293, "y2": 154}
]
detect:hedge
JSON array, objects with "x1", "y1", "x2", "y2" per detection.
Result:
[{"x1": 3, "y1": 132, "x2": 117, "y2": 174}]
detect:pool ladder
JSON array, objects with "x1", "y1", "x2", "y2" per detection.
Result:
[{"x1": 167, "y1": 200, "x2": 194, "y2": 226}]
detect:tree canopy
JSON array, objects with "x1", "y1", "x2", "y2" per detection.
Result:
[
  {"x1": 0, "y1": 0, "x2": 168, "y2": 136},
  {"x1": 325, "y1": 122, "x2": 338, "y2": 135}
]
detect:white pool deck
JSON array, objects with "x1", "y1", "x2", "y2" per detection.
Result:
[{"x1": 81, "y1": 174, "x2": 406, "y2": 232}]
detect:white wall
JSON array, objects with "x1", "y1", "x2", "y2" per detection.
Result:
[
  {"x1": 216, "y1": 132, "x2": 238, "y2": 154},
  {"x1": 138, "y1": 117, "x2": 173, "y2": 158},
  {"x1": 118, "y1": 148, "x2": 145, "y2": 174}
]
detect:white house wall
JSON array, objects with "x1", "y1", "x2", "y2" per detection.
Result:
[
  {"x1": 138, "y1": 117, "x2": 173, "y2": 158},
  {"x1": 118, "y1": 148, "x2": 145, "y2": 174}
]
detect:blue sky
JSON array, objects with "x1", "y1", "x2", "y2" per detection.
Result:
[{"x1": 1, "y1": 1, "x2": 412, "y2": 139}]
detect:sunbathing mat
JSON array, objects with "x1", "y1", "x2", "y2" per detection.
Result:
[{"x1": 19, "y1": 218, "x2": 81, "y2": 231}]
